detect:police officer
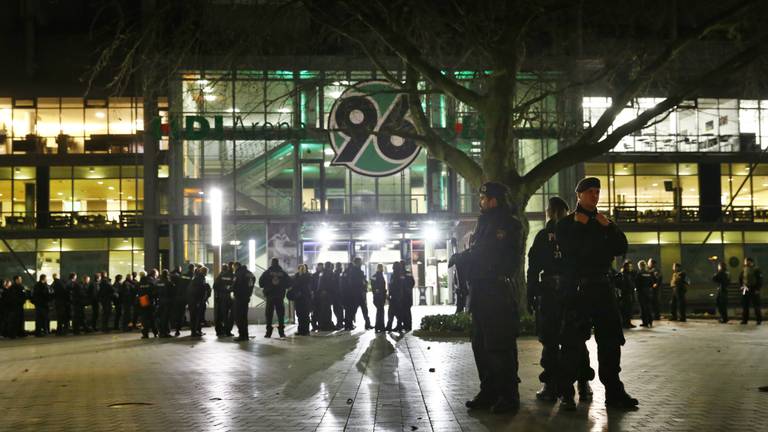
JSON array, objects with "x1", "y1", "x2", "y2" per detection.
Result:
[
  {"x1": 310, "y1": 263, "x2": 324, "y2": 331},
  {"x1": 172, "y1": 265, "x2": 194, "y2": 336},
  {"x1": 712, "y1": 261, "x2": 729, "y2": 323},
  {"x1": 156, "y1": 269, "x2": 175, "y2": 337},
  {"x1": 354, "y1": 258, "x2": 373, "y2": 330},
  {"x1": 69, "y1": 273, "x2": 87, "y2": 335},
  {"x1": 233, "y1": 262, "x2": 256, "y2": 341},
  {"x1": 259, "y1": 258, "x2": 291, "y2": 338},
  {"x1": 87, "y1": 274, "x2": 101, "y2": 332},
  {"x1": 97, "y1": 272, "x2": 114, "y2": 332},
  {"x1": 32, "y1": 274, "x2": 52, "y2": 337},
  {"x1": 5, "y1": 276, "x2": 27, "y2": 338},
  {"x1": 386, "y1": 262, "x2": 404, "y2": 332},
  {"x1": 119, "y1": 274, "x2": 136, "y2": 331},
  {"x1": 557, "y1": 177, "x2": 637, "y2": 410},
  {"x1": 739, "y1": 257, "x2": 762, "y2": 324},
  {"x1": 316, "y1": 262, "x2": 337, "y2": 331},
  {"x1": 332, "y1": 262, "x2": 345, "y2": 330},
  {"x1": 670, "y1": 263, "x2": 688, "y2": 322},
  {"x1": 112, "y1": 274, "x2": 124, "y2": 331},
  {"x1": 527, "y1": 196, "x2": 594, "y2": 403},
  {"x1": 635, "y1": 260, "x2": 655, "y2": 327},
  {"x1": 138, "y1": 270, "x2": 159, "y2": 338},
  {"x1": 187, "y1": 267, "x2": 208, "y2": 337},
  {"x1": 647, "y1": 258, "x2": 662, "y2": 320},
  {"x1": 616, "y1": 261, "x2": 636, "y2": 329},
  {"x1": 449, "y1": 181, "x2": 522, "y2": 414},
  {"x1": 213, "y1": 263, "x2": 236, "y2": 337},
  {"x1": 372, "y1": 264, "x2": 387, "y2": 332},
  {"x1": 288, "y1": 264, "x2": 313, "y2": 336},
  {"x1": 399, "y1": 260, "x2": 415, "y2": 332},
  {"x1": 52, "y1": 273, "x2": 70, "y2": 335}
]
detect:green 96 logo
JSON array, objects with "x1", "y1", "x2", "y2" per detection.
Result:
[{"x1": 328, "y1": 80, "x2": 421, "y2": 177}]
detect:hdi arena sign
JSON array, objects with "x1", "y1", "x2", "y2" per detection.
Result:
[{"x1": 327, "y1": 81, "x2": 421, "y2": 177}]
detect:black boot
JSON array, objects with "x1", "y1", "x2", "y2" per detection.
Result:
[
  {"x1": 560, "y1": 395, "x2": 576, "y2": 411},
  {"x1": 606, "y1": 389, "x2": 639, "y2": 410},
  {"x1": 265, "y1": 327, "x2": 273, "y2": 338},
  {"x1": 491, "y1": 396, "x2": 520, "y2": 414},
  {"x1": 535, "y1": 383, "x2": 558, "y2": 402},
  {"x1": 278, "y1": 327, "x2": 286, "y2": 338},
  {"x1": 578, "y1": 381, "x2": 593, "y2": 402},
  {"x1": 465, "y1": 392, "x2": 496, "y2": 410}
]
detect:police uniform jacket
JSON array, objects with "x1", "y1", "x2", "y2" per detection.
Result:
[
  {"x1": 156, "y1": 276, "x2": 175, "y2": 305},
  {"x1": 32, "y1": 281, "x2": 51, "y2": 307},
  {"x1": 52, "y1": 279, "x2": 69, "y2": 307},
  {"x1": 526, "y1": 219, "x2": 564, "y2": 301},
  {"x1": 233, "y1": 267, "x2": 255, "y2": 300},
  {"x1": 259, "y1": 265, "x2": 291, "y2": 300},
  {"x1": 452, "y1": 206, "x2": 521, "y2": 281},
  {"x1": 372, "y1": 272, "x2": 387, "y2": 307},
  {"x1": 213, "y1": 270, "x2": 235, "y2": 299},
  {"x1": 97, "y1": 278, "x2": 114, "y2": 304},
  {"x1": 346, "y1": 266, "x2": 367, "y2": 301},
  {"x1": 69, "y1": 280, "x2": 85, "y2": 306},
  {"x1": 137, "y1": 276, "x2": 158, "y2": 308},
  {"x1": 556, "y1": 205, "x2": 628, "y2": 281}
]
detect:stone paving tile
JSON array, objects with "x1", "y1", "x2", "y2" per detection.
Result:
[{"x1": 1, "y1": 308, "x2": 768, "y2": 431}]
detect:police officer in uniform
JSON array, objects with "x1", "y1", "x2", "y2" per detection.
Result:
[
  {"x1": 52, "y1": 273, "x2": 70, "y2": 335},
  {"x1": 449, "y1": 182, "x2": 522, "y2": 414},
  {"x1": 137, "y1": 270, "x2": 158, "y2": 339},
  {"x1": 172, "y1": 265, "x2": 194, "y2": 336},
  {"x1": 69, "y1": 273, "x2": 87, "y2": 335},
  {"x1": 32, "y1": 274, "x2": 52, "y2": 336},
  {"x1": 156, "y1": 269, "x2": 174, "y2": 337},
  {"x1": 557, "y1": 177, "x2": 638, "y2": 411},
  {"x1": 259, "y1": 258, "x2": 292, "y2": 338},
  {"x1": 187, "y1": 267, "x2": 208, "y2": 337},
  {"x1": 527, "y1": 196, "x2": 594, "y2": 402},
  {"x1": 214, "y1": 263, "x2": 236, "y2": 337},
  {"x1": 233, "y1": 262, "x2": 256, "y2": 341}
]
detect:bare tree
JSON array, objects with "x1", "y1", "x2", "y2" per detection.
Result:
[{"x1": 303, "y1": 0, "x2": 768, "y2": 309}]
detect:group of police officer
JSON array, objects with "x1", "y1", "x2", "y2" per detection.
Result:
[{"x1": 450, "y1": 177, "x2": 639, "y2": 414}]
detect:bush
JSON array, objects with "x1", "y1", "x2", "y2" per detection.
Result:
[{"x1": 416, "y1": 312, "x2": 536, "y2": 337}]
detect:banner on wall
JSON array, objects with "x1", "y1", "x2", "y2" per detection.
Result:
[
  {"x1": 267, "y1": 223, "x2": 299, "y2": 272},
  {"x1": 328, "y1": 80, "x2": 422, "y2": 177}
]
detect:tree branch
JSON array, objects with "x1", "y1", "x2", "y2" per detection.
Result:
[
  {"x1": 403, "y1": 67, "x2": 484, "y2": 186},
  {"x1": 522, "y1": 32, "x2": 768, "y2": 195},
  {"x1": 344, "y1": 1, "x2": 484, "y2": 109}
]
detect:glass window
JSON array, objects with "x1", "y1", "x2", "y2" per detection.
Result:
[
  {"x1": 625, "y1": 232, "x2": 658, "y2": 244},
  {"x1": 61, "y1": 238, "x2": 108, "y2": 251}
]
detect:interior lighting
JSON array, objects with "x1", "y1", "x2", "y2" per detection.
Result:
[
  {"x1": 210, "y1": 187, "x2": 223, "y2": 247},
  {"x1": 204, "y1": 94, "x2": 217, "y2": 102},
  {"x1": 324, "y1": 148, "x2": 335, "y2": 156},
  {"x1": 248, "y1": 239, "x2": 256, "y2": 271},
  {"x1": 651, "y1": 183, "x2": 658, "y2": 187},
  {"x1": 97, "y1": 181, "x2": 103, "y2": 185},
  {"x1": 89, "y1": 167, "x2": 95, "y2": 173},
  {"x1": 108, "y1": 186, "x2": 115, "y2": 190},
  {"x1": 95, "y1": 112, "x2": 106, "y2": 119}
]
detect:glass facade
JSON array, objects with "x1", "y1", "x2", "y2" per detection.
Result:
[
  {"x1": 0, "y1": 97, "x2": 151, "y2": 154},
  {"x1": 583, "y1": 97, "x2": 768, "y2": 152}
]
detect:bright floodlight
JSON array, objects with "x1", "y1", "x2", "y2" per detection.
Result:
[
  {"x1": 210, "y1": 187, "x2": 223, "y2": 246},
  {"x1": 367, "y1": 223, "x2": 388, "y2": 244},
  {"x1": 248, "y1": 239, "x2": 256, "y2": 271},
  {"x1": 316, "y1": 224, "x2": 335, "y2": 245},
  {"x1": 423, "y1": 222, "x2": 440, "y2": 243}
]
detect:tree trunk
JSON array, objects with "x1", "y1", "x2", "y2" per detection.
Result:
[{"x1": 506, "y1": 190, "x2": 530, "y2": 316}]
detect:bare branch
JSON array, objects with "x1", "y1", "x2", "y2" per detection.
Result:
[
  {"x1": 522, "y1": 32, "x2": 768, "y2": 195},
  {"x1": 343, "y1": 1, "x2": 484, "y2": 109},
  {"x1": 403, "y1": 67, "x2": 484, "y2": 186}
]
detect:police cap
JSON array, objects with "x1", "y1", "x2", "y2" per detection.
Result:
[
  {"x1": 479, "y1": 182, "x2": 508, "y2": 200},
  {"x1": 547, "y1": 196, "x2": 569, "y2": 212},
  {"x1": 575, "y1": 177, "x2": 601, "y2": 193}
]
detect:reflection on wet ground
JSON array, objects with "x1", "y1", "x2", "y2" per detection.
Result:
[{"x1": 1, "y1": 307, "x2": 767, "y2": 431}]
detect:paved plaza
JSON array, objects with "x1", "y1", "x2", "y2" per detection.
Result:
[{"x1": 1, "y1": 307, "x2": 767, "y2": 432}]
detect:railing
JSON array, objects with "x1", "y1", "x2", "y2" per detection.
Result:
[
  {"x1": 612, "y1": 205, "x2": 767, "y2": 224},
  {"x1": 0, "y1": 210, "x2": 143, "y2": 229}
]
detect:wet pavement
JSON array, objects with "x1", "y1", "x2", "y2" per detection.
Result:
[{"x1": 1, "y1": 306, "x2": 767, "y2": 431}]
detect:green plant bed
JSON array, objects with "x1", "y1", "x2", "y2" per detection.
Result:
[{"x1": 414, "y1": 312, "x2": 536, "y2": 338}]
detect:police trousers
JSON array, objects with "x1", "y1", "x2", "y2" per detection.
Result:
[
  {"x1": 536, "y1": 279, "x2": 594, "y2": 386},
  {"x1": 469, "y1": 279, "x2": 520, "y2": 401},
  {"x1": 265, "y1": 297, "x2": 285, "y2": 329},
  {"x1": 741, "y1": 290, "x2": 762, "y2": 323},
  {"x1": 559, "y1": 280, "x2": 626, "y2": 400}
]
